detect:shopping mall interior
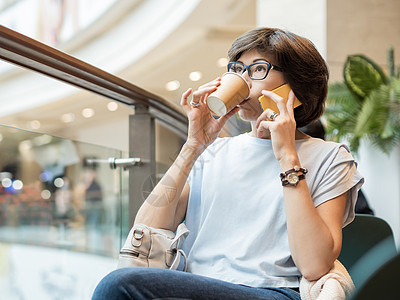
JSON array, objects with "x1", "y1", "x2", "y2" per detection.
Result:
[{"x1": 0, "y1": 0, "x2": 399, "y2": 299}]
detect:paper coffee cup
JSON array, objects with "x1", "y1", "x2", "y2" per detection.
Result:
[{"x1": 206, "y1": 72, "x2": 250, "y2": 116}]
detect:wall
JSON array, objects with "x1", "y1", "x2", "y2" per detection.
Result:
[
  {"x1": 327, "y1": 0, "x2": 400, "y2": 82},
  {"x1": 257, "y1": 0, "x2": 327, "y2": 57},
  {"x1": 357, "y1": 142, "x2": 400, "y2": 247}
]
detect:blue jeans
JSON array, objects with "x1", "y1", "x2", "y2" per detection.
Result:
[{"x1": 92, "y1": 268, "x2": 301, "y2": 300}]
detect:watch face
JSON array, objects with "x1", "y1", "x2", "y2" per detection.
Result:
[{"x1": 287, "y1": 173, "x2": 299, "y2": 185}]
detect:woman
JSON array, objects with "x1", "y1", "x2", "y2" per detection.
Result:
[{"x1": 92, "y1": 27, "x2": 363, "y2": 300}]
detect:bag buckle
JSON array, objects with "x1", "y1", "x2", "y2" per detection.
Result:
[
  {"x1": 133, "y1": 228, "x2": 144, "y2": 240},
  {"x1": 132, "y1": 228, "x2": 144, "y2": 247}
]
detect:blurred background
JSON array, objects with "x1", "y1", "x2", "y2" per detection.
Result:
[{"x1": 0, "y1": 0, "x2": 399, "y2": 299}]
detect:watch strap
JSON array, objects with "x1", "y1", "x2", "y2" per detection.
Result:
[{"x1": 280, "y1": 166, "x2": 308, "y2": 179}]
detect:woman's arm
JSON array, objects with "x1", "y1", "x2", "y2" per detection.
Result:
[
  {"x1": 257, "y1": 90, "x2": 348, "y2": 281},
  {"x1": 282, "y1": 177, "x2": 347, "y2": 281},
  {"x1": 134, "y1": 80, "x2": 239, "y2": 231},
  {"x1": 134, "y1": 143, "x2": 199, "y2": 230}
]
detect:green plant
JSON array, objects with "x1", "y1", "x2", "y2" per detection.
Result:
[{"x1": 324, "y1": 48, "x2": 400, "y2": 154}]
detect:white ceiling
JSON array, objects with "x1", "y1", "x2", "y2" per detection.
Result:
[{"x1": 0, "y1": 0, "x2": 257, "y2": 149}]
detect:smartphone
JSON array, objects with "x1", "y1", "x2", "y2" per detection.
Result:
[{"x1": 258, "y1": 83, "x2": 302, "y2": 112}]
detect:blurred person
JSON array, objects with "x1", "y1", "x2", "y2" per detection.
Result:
[{"x1": 75, "y1": 158, "x2": 104, "y2": 250}]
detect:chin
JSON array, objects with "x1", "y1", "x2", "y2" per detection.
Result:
[
  {"x1": 238, "y1": 104, "x2": 262, "y2": 122},
  {"x1": 238, "y1": 109, "x2": 259, "y2": 122}
]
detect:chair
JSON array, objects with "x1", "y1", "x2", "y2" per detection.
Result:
[
  {"x1": 348, "y1": 237, "x2": 399, "y2": 299},
  {"x1": 338, "y1": 214, "x2": 396, "y2": 273}
]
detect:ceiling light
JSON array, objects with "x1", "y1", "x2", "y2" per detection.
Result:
[
  {"x1": 107, "y1": 101, "x2": 118, "y2": 111},
  {"x1": 165, "y1": 80, "x2": 180, "y2": 91},
  {"x1": 54, "y1": 177, "x2": 64, "y2": 188},
  {"x1": 40, "y1": 171, "x2": 52, "y2": 182},
  {"x1": 33, "y1": 135, "x2": 52, "y2": 146},
  {"x1": 217, "y1": 57, "x2": 228, "y2": 68},
  {"x1": 12, "y1": 180, "x2": 23, "y2": 190},
  {"x1": 1, "y1": 178, "x2": 12, "y2": 188},
  {"x1": 82, "y1": 108, "x2": 95, "y2": 118},
  {"x1": 41, "y1": 190, "x2": 51, "y2": 199},
  {"x1": 29, "y1": 120, "x2": 41, "y2": 130},
  {"x1": 189, "y1": 71, "x2": 202, "y2": 81},
  {"x1": 61, "y1": 113, "x2": 75, "y2": 123},
  {"x1": 19, "y1": 140, "x2": 32, "y2": 152}
]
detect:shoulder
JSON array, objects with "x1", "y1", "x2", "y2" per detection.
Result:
[
  {"x1": 299, "y1": 138, "x2": 354, "y2": 161},
  {"x1": 297, "y1": 138, "x2": 359, "y2": 180}
]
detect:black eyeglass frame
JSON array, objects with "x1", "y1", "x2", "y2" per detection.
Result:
[{"x1": 227, "y1": 61, "x2": 283, "y2": 80}]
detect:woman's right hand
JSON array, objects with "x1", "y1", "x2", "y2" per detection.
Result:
[{"x1": 180, "y1": 78, "x2": 239, "y2": 152}]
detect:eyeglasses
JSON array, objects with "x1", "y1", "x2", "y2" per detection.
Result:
[{"x1": 227, "y1": 61, "x2": 283, "y2": 80}]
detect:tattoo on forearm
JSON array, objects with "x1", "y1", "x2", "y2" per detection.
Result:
[{"x1": 142, "y1": 173, "x2": 178, "y2": 207}]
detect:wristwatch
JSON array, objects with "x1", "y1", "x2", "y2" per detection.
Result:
[
  {"x1": 281, "y1": 172, "x2": 305, "y2": 186},
  {"x1": 280, "y1": 166, "x2": 308, "y2": 187}
]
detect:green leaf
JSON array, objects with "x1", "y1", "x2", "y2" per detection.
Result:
[
  {"x1": 325, "y1": 54, "x2": 400, "y2": 155},
  {"x1": 343, "y1": 54, "x2": 388, "y2": 99},
  {"x1": 324, "y1": 92, "x2": 361, "y2": 145},
  {"x1": 355, "y1": 81, "x2": 400, "y2": 153}
]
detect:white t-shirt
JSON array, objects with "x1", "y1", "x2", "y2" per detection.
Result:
[{"x1": 183, "y1": 133, "x2": 364, "y2": 288}]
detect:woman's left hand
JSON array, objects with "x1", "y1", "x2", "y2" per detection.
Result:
[{"x1": 255, "y1": 89, "x2": 298, "y2": 162}]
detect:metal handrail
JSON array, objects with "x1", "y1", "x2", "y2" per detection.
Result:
[{"x1": 0, "y1": 25, "x2": 188, "y2": 137}]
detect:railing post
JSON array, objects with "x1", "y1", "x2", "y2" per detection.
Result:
[{"x1": 128, "y1": 104, "x2": 156, "y2": 227}]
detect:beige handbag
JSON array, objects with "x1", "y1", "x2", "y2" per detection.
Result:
[{"x1": 117, "y1": 223, "x2": 189, "y2": 271}]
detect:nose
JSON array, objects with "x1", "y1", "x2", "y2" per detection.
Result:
[{"x1": 241, "y1": 70, "x2": 251, "y2": 86}]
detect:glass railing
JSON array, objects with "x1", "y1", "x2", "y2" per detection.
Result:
[
  {"x1": 0, "y1": 25, "x2": 188, "y2": 299},
  {"x1": 0, "y1": 125, "x2": 129, "y2": 298}
]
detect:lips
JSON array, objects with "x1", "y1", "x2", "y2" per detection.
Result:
[{"x1": 238, "y1": 98, "x2": 250, "y2": 106}]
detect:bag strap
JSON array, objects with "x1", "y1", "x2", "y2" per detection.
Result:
[
  {"x1": 170, "y1": 223, "x2": 190, "y2": 249},
  {"x1": 167, "y1": 223, "x2": 190, "y2": 271},
  {"x1": 169, "y1": 249, "x2": 188, "y2": 271}
]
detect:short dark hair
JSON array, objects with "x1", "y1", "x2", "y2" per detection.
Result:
[
  {"x1": 228, "y1": 27, "x2": 329, "y2": 127},
  {"x1": 299, "y1": 119, "x2": 326, "y2": 140}
]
